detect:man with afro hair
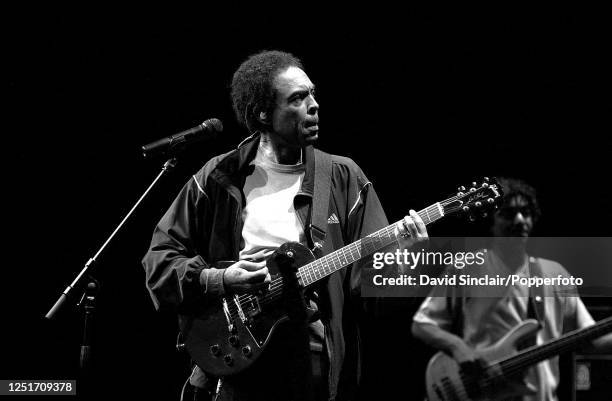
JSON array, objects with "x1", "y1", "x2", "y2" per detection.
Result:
[{"x1": 143, "y1": 50, "x2": 428, "y2": 400}]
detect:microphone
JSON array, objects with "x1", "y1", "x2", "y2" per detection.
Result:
[{"x1": 142, "y1": 118, "x2": 223, "y2": 157}]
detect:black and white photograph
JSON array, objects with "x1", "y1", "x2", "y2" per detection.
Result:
[{"x1": 4, "y1": 6, "x2": 612, "y2": 400}]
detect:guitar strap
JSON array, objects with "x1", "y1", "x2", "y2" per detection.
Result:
[
  {"x1": 527, "y1": 256, "x2": 546, "y2": 329},
  {"x1": 310, "y1": 148, "x2": 333, "y2": 256}
]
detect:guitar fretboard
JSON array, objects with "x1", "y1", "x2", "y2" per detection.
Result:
[
  {"x1": 296, "y1": 202, "x2": 445, "y2": 287},
  {"x1": 500, "y1": 316, "x2": 612, "y2": 375}
]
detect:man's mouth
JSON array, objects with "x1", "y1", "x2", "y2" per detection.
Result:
[
  {"x1": 305, "y1": 119, "x2": 319, "y2": 129},
  {"x1": 304, "y1": 122, "x2": 319, "y2": 136},
  {"x1": 511, "y1": 226, "x2": 529, "y2": 237}
]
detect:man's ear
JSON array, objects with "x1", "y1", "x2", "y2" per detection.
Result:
[{"x1": 258, "y1": 111, "x2": 269, "y2": 124}]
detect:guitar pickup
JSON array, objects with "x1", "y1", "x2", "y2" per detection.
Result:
[
  {"x1": 245, "y1": 296, "x2": 262, "y2": 319},
  {"x1": 233, "y1": 295, "x2": 261, "y2": 323}
]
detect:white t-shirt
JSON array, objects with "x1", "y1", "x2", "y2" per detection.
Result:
[
  {"x1": 240, "y1": 149, "x2": 306, "y2": 262},
  {"x1": 240, "y1": 148, "x2": 325, "y2": 352}
]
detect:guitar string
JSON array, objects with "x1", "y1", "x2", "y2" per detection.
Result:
[
  {"x1": 234, "y1": 186, "x2": 494, "y2": 303},
  {"x1": 231, "y1": 203, "x2": 447, "y2": 311},
  {"x1": 233, "y1": 227, "x2": 393, "y2": 306},
  {"x1": 228, "y1": 200, "x2": 488, "y2": 319},
  {"x1": 227, "y1": 219, "x2": 415, "y2": 317},
  {"x1": 476, "y1": 317, "x2": 612, "y2": 389},
  {"x1": 436, "y1": 319, "x2": 612, "y2": 400},
  {"x1": 231, "y1": 201, "x2": 451, "y2": 309},
  {"x1": 236, "y1": 206, "x2": 433, "y2": 304},
  {"x1": 231, "y1": 188, "x2": 496, "y2": 315},
  {"x1": 234, "y1": 200, "x2": 445, "y2": 299},
  {"x1": 223, "y1": 186, "x2": 496, "y2": 397},
  {"x1": 438, "y1": 317, "x2": 612, "y2": 397},
  {"x1": 495, "y1": 318, "x2": 612, "y2": 375}
]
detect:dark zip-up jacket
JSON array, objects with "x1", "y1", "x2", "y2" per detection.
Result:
[{"x1": 142, "y1": 134, "x2": 390, "y2": 400}]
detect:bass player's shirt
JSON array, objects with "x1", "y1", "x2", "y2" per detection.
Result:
[{"x1": 414, "y1": 249, "x2": 595, "y2": 401}]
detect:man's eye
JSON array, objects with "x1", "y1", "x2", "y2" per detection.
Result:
[
  {"x1": 499, "y1": 207, "x2": 532, "y2": 218},
  {"x1": 291, "y1": 94, "x2": 307, "y2": 103}
]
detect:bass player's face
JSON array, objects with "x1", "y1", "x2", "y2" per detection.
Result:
[{"x1": 492, "y1": 195, "x2": 534, "y2": 238}]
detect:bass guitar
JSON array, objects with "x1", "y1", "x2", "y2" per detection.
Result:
[{"x1": 425, "y1": 316, "x2": 612, "y2": 401}]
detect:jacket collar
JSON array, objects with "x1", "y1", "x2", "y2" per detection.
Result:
[{"x1": 212, "y1": 132, "x2": 315, "y2": 198}]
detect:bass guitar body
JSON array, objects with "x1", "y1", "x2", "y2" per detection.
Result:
[{"x1": 426, "y1": 319, "x2": 540, "y2": 401}]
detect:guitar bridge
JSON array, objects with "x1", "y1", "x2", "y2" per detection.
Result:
[{"x1": 233, "y1": 295, "x2": 247, "y2": 323}]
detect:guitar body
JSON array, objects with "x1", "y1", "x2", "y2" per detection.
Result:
[
  {"x1": 184, "y1": 242, "x2": 316, "y2": 377},
  {"x1": 426, "y1": 319, "x2": 540, "y2": 401}
]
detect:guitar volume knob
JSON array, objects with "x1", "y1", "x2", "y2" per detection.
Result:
[
  {"x1": 242, "y1": 345, "x2": 252, "y2": 357},
  {"x1": 229, "y1": 335, "x2": 240, "y2": 347},
  {"x1": 223, "y1": 354, "x2": 234, "y2": 366},
  {"x1": 210, "y1": 344, "x2": 221, "y2": 357}
]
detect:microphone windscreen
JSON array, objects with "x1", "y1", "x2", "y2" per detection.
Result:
[{"x1": 204, "y1": 118, "x2": 223, "y2": 133}]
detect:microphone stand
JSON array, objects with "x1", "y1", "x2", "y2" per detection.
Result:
[
  {"x1": 44, "y1": 157, "x2": 178, "y2": 378},
  {"x1": 76, "y1": 277, "x2": 98, "y2": 398}
]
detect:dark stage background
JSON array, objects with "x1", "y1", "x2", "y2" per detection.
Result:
[{"x1": 4, "y1": 6, "x2": 611, "y2": 400}]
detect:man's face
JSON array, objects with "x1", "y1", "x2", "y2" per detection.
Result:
[
  {"x1": 492, "y1": 195, "x2": 534, "y2": 239},
  {"x1": 269, "y1": 66, "x2": 319, "y2": 149}
]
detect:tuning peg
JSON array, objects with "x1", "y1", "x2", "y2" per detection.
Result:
[
  {"x1": 487, "y1": 198, "x2": 495, "y2": 204},
  {"x1": 462, "y1": 206, "x2": 470, "y2": 213},
  {"x1": 470, "y1": 187, "x2": 476, "y2": 192},
  {"x1": 458, "y1": 186, "x2": 466, "y2": 192},
  {"x1": 483, "y1": 177, "x2": 490, "y2": 183},
  {"x1": 475, "y1": 201, "x2": 482, "y2": 208},
  {"x1": 472, "y1": 182, "x2": 477, "y2": 187},
  {"x1": 468, "y1": 214, "x2": 476, "y2": 222}
]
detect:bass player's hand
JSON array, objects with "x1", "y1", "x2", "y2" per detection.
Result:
[
  {"x1": 223, "y1": 260, "x2": 271, "y2": 294},
  {"x1": 451, "y1": 340, "x2": 478, "y2": 364}
]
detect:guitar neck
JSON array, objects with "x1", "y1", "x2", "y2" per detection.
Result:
[
  {"x1": 501, "y1": 317, "x2": 612, "y2": 374},
  {"x1": 297, "y1": 202, "x2": 445, "y2": 287}
]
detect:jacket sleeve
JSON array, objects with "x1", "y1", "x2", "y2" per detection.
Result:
[{"x1": 142, "y1": 177, "x2": 225, "y2": 311}]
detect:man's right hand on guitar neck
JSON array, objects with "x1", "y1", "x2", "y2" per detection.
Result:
[{"x1": 223, "y1": 260, "x2": 272, "y2": 294}]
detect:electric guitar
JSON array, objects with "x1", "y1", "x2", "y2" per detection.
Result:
[
  {"x1": 425, "y1": 316, "x2": 612, "y2": 401},
  {"x1": 185, "y1": 178, "x2": 502, "y2": 376}
]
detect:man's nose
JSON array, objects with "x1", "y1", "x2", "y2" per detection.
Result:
[
  {"x1": 514, "y1": 212, "x2": 526, "y2": 224},
  {"x1": 307, "y1": 96, "x2": 319, "y2": 115}
]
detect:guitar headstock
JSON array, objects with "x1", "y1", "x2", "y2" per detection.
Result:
[{"x1": 441, "y1": 177, "x2": 504, "y2": 220}]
